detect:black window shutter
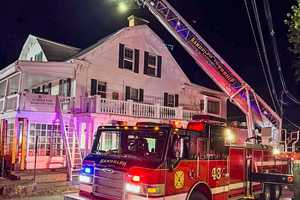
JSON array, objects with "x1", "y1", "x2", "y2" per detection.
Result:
[
  {"x1": 125, "y1": 86, "x2": 131, "y2": 100},
  {"x1": 103, "y1": 82, "x2": 107, "y2": 98},
  {"x1": 67, "y1": 78, "x2": 72, "y2": 97},
  {"x1": 91, "y1": 79, "x2": 97, "y2": 96},
  {"x1": 157, "y1": 56, "x2": 162, "y2": 78},
  {"x1": 144, "y1": 51, "x2": 149, "y2": 75},
  {"x1": 119, "y1": 43, "x2": 125, "y2": 69},
  {"x1": 175, "y1": 94, "x2": 179, "y2": 107},
  {"x1": 59, "y1": 80, "x2": 63, "y2": 96},
  {"x1": 139, "y1": 89, "x2": 144, "y2": 102},
  {"x1": 164, "y1": 92, "x2": 168, "y2": 107},
  {"x1": 134, "y1": 49, "x2": 140, "y2": 73},
  {"x1": 48, "y1": 83, "x2": 52, "y2": 94}
]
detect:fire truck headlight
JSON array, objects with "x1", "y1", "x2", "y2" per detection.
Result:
[
  {"x1": 125, "y1": 183, "x2": 141, "y2": 194},
  {"x1": 79, "y1": 175, "x2": 92, "y2": 184},
  {"x1": 272, "y1": 148, "x2": 281, "y2": 155}
]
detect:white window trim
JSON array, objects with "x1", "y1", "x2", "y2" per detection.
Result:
[
  {"x1": 147, "y1": 53, "x2": 158, "y2": 76},
  {"x1": 123, "y1": 46, "x2": 134, "y2": 70},
  {"x1": 203, "y1": 96, "x2": 221, "y2": 116}
]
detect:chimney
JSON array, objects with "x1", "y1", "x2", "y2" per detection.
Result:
[{"x1": 128, "y1": 15, "x2": 149, "y2": 27}]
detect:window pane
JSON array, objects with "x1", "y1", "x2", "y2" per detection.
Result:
[
  {"x1": 124, "y1": 48, "x2": 134, "y2": 60},
  {"x1": 148, "y1": 55, "x2": 156, "y2": 66},
  {"x1": 146, "y1": 67, "x2": 156, "y2": 76},
  {"x1": 130, "y1": 88, "x2": 139, "y2": 101},
  {"x1": 124, "y1": 60, "x2": 133, "y2": 70},
  {"x1": 207, "y1": 101, "x2": 220, "y2": 115}
]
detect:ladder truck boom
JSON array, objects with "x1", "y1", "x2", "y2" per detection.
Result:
[{"x1": 135, "y1": 0, "x2": 282, "y2": 141}]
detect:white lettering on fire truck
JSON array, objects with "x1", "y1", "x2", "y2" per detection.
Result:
[{"x1": 174, "y1": 170, "x2": 184, "y2": 189}]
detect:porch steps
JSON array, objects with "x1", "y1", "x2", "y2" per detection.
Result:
[{"x1": 8, "y1": 168, "x2": 68, "y2": 182}]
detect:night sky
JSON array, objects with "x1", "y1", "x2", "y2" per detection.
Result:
[{"x1": 0, "y1": 0, "x2": 299, "y2": 129}]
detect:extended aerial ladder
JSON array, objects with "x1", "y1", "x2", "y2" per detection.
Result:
[{"x1": 134, "y1": 0, "x2": 282, "y2": 143}]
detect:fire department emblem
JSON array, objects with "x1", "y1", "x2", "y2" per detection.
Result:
[{"x1": 174, "y1": 171, "x2": 184, "y2": 189}]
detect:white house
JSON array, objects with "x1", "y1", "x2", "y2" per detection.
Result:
[{"x1": 0, "y1": 16, "x2": 227, "y2": 177}]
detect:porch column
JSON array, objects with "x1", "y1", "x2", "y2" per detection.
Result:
[
  {"x1": 20, "y1": 119, "x2": 28, "y2": 170},
  {"x1": 0, "y1": 119, "x2": 7, "y2": 176},
  {"x1": 11, "y1": 118, "x2": 19, "y2": 168}
]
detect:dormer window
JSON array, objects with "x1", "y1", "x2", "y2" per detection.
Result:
[
  {"x1": 118, "y1": 43, "x2": 139, "y2": 73},
  {"x1": 144, "y1": 51, "x2": 162, "y2": 78}
]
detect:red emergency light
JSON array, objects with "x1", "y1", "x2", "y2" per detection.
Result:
[{"x1": 187, "y1": 121, "x2": 206, "y2": 132}]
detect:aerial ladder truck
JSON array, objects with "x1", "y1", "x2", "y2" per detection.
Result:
[
  {"x1": 65, "y1": 1, "x2": 293, "y2": 200},
  {"x1": 134, "y1": 0, "x2": 282, "y2": 143}
]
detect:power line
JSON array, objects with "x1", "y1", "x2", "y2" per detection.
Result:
[
  {"x1": 284, "y1": 117, "x2": 300, "y2": 130},
  {"x1": 263, "y1": 0, "x2": 300, "y2": 105},
  {"x1": 243, "y1": 0, "x2": 279, "y2": 114},
  {"x1": 251, "y1": 0, "x2": 281, "y2": 112}
]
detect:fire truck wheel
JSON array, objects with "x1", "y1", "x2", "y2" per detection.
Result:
[
  {"x1": 261, "y1": 184, "x2": 271, "y2": 200},
  {"x1": 270, "y1": 184, "x2": 281, "y2": 200},
  {"x1": 189, "y1": 192, "x2": 208, "y2": 200}
]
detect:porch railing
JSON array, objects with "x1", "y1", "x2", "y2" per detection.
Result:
[
  {"x1": 1, "y1": 93, "x2": 219, "y2": 122},
  {"x1": 94, "y1": 97, "x2": 196, "y2": 120}
]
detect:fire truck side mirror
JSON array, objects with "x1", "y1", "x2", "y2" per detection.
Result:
[{"x1": 173, "y1": 138, "x2": 185, "y2": 160}]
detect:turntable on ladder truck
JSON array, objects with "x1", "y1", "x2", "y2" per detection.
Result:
[{"x1": 65, "y1": 0, "x2": 294, "y2": 199}]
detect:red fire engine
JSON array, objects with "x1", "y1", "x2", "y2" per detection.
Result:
[
  {"x1": 65, "y1": 0, "x2": 294, "y2": 199},
  {"x1": 65, "y1": 120, "x2": 293, "y2": 200}
]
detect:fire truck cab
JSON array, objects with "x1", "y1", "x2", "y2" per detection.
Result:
[{"x1": 65, "y1": 119, "x2": 293, "y2": 200}]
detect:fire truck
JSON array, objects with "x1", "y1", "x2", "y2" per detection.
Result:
[
  {"x1": 65, "y1": 0, "x2": 294, "y2": 199},
  {"x1": 65, "y1": 120, "x2": 293, "y2": 200}
]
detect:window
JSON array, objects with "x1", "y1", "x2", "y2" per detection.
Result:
[
  {"x1": 207, "y1": 100, "x2": 220, "y2": 115},
  {"x1": 91, "y1": 79, "x2": 107, "y2": 98},
  {"x1": 59, "y1": 79, "x2": 71, "y2": 97},
  {"x1": 28, "y1": 123, "x2": 64, "y2": 157},
  {"x1": 0, "y1": 81, "x2": 7, "y2": 98},
  {"x1": 97, "y1": 81, "x2": 106, "y2": 98},
  {"x1": 119, "y1": 44, "x2": 139, "y2": 73},
  {"x1": 4, "y1": 122, "x2": 14, "y2": 156},
  {"x1": 32, "y1": 83, "x2": 51, "y2": 94},
  {"x1": 124, "y1": 47, "x2": 134, "y2": 70},
  {"x1": 8, "y1": 74, "x2": 20, "y2": 95},
  {"x1": 200, "y1": 100, "x2": 205, "y2": 112},
  {"x1": 34, "y1": 52, "x2": 43, "y2": 62},
  {"x1": 164, "y1": 93, "x2": 179, "y2": 107},
  {"x1": 144, "y1": 52, "x2": 162, "y2": 78},
  {"x1": 125, "y1": 86, "x2": 143, "y2": 102}
]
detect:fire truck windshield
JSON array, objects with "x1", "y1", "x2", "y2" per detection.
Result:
[{"x1": 91, "y1": 129, "x2": 168, "y2": 161}]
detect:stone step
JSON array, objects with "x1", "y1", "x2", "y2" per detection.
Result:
[
  {"x1": 9, "y1": 168, "x2": 68, "y2": 183},
  {"x1": 0, "y1": 180, "x2": 79, "y2": 199}
]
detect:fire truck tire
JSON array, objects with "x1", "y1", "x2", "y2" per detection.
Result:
[
  {"x1": 260, "y1": 184, "x2": 271, "y2": 200},
  {"x1": 270, "y1": 184, "x2": 281, "y2": 200},
  {"x1": 188, "y1": 192, "x2": 208, "y2": 200}
]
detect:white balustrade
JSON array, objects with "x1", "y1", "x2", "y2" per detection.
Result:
[
  {"x1": 183, "y1": 110, "x2": 198, "y2": 121},
  {"x1": 132, "y1": 102, "x2": 156, "y2": 118},
  {"x1": 0, "y1": 92, "x2": 215, "y2": 122},
  {"x1": 96, "y1": 97, "x2": 130, "y2": 116},
  {"x1": 159, "y1": 106, "x2": 177, "y2": 119}
]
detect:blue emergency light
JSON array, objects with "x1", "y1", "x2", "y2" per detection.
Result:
[{"x1": 82, "y1": 166, "x2": 94, "y2": 175}]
